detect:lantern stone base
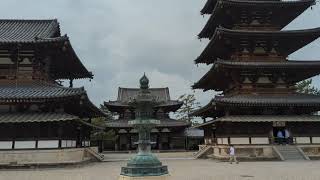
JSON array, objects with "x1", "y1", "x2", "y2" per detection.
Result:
[{"x1": 118, "y1": 175, "x2": 170, "y2": 180}]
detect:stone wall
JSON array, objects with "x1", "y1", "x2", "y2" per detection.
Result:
[
  {"x1": 0, "y1": 147, "x2": 97, "y2": 165},
  {"x1": 211, "y1": 145, "x2": 279, "y2": 161},
  {"x1": 299, "y1": 145, "x2": 320, "y2": 160}
]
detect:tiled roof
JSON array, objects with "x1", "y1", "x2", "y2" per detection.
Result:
[
  {"x1": 105, "y1": 118, "x2": 190, "y2": 128},
  {"x1": 201, "y1": 0, "x2": 216, "y2": 15},
  {"x1": 199, "y1": 0, "x2": 315, "y2": 39},
  {"x1": 217, "y1": 115, "x2": 320, "y2": 122},
  {"x1": 105, "y1": 87, "x2": 182, "y2": 112},
  {"x1": 117, "y1": 87, "x2": 171, "y2": 102},
  {"x1": 0, "y1": 81, "x2": 86, "y2": 102},
  {"x1": 192, "y1": 60, "x2": 320, "y2": 91},
  {"x1": 0, "y1": 19, "x2": 61, "y2": 43},
  {"x1": 215, "y1": 93, "x2": 320, "y2": 107},
  {"x1": 193, "y1": 115, "x2": 320, "y2": 128},
  {"x1": 0, "y1": 19, "x2": 92, "y2": 79},
  {"x1": 0, "y1": 112, "x2": 78, "y2": 123},
  {"x1": 196, "y1": 27, "x2": 320, "y2": 64}
]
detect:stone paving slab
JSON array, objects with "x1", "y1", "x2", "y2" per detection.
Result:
[
  {"x1": 102, "y1": 152, "x2": 195, "y2": 161},
  {"x1": 0, "y1": 159, "x2": 320, "y2": 180}
]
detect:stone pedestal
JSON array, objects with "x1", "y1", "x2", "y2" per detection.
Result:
[
  {"x1": 118, "y1": 175, "x2": 170, "y2": 180},
  {"x1": 119, "y1": 175, "x2": 169, "y2": 180}
]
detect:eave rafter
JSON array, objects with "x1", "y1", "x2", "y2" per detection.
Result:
[
  {"x1": 195, "y1": 27, "x2": 320, "y2": 64},
  {"x1": 199, "y1": 0, "x2": 315, "y2": 38}
]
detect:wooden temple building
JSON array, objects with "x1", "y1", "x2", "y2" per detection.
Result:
[
  {"x1": 192, "y1": 0, "x2": 320, "y2": 160},
  {"x1": 104, "y1": 74, "x2": 190, "y2": 151},
  {"x1": 0, "y1": 19, "x2": 104, "y2": 164}
]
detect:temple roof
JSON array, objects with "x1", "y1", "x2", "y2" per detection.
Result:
[
  {"x1": 193, "y1": 60, "x2": 320, "y2": 91},
  {"x1": 0, "y1": 112, "x2": 78, "y2": 123},
  {"x1": 200, "y1": 0, "x2": 309, "y2": 15},
  {"x1": 195, "y1": 27, "x2": 320, "y2": 64},
  {"x1": 0, "y1": 19, "x2": 92, "y2": 80},
  {"x1": 215, "y1": 93, "x2": 320, "y2": 107},
  {"x1": 105, "y1": 118, "x2": 190, "y2": 128},
  {"x1": 105, "y1": 87, "x2": 183, "y2": 112},
  {"x1": 190, "y1": 99, "x2": 219, "y2": 118},
  {"x1": 193, "y1": 115, "x2": 320, "y2": 128},
  {"x1": 201, "y1": 0, "x2": 217, "y2": 15},
  {"x1": 0, "y1": 81, "x2": 86, "y2": 103},
  {"x1": 0, "y1": 112, "x2": 104, "y2": 129},
  {"x1": 0, "y1": 19, "x2": 60, "y2": 43},
  {"x1": 117, "y1": 87, "x2": 171, "y2": 102},
  {"x1": 199, "y1": 0, "x2": 315, "y2": 38}
]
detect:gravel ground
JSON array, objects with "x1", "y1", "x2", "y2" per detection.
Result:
[{"x1": 0, "y1": 157, "x2": 319, "y2": 180}]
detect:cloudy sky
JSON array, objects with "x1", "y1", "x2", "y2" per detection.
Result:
[{"x1": 1, "y1": 0, "x2": 320, "y2": 106}]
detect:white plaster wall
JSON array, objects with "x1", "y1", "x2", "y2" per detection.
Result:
[
  {"x1": 0, "y1": 142, "x2": 12, "y2": 149},
  {"x1": 251, "y1": 137, "x2": 269, "y2": 144},
  {"x1": 38, "y1": 140, "x2": 59, "y2": 148},
  {"x1": 296, "y1": 137, "x2": 311, "y2": 144},
  {"x1": 0, "y1": 148, "x2": 90, "y2": 165},
  {"x1": 312, "y1": 137, "x2": 320, "y2": 144},
  {"x1": 217, "y1": 138, "x2": 229, "y2": 145},
  {"x1": 15, "y1": 141, "x2": 36, "y2": 149},
  {"x1": 230, "y1": 137, "x2": 250, "y2": 145}
]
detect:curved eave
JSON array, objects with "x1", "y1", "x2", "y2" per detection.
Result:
[
  {"x1": 155, "y1": 101, "x2": 183, "y2": 112},
  {"x1": 199, "y1": 0, "x2": 315, "y2": 39},
  {"x1": 201, "y1": 0, "x2": 217, "y2": 15},
  {"x1": 83, "y1": 99, "x2": 106, "y2": 118},
  {"x1": 0, "y1": 35, "x2": 93, "y2": 80},
  {"x1": 104, "y1": 101, "x2": 131, "y2": 113},
  {"x1": 105, "y1": 118, "x2": 190, "y2": 129},
  {"x1": 192, "y1": 64, "x2": 227, "y2": 91},
  {"x1": 190, "y1": 99, "x2": 218, "y2": 118},
  {"x1": 192, "y1": 120, "x2": 216, "y2": 129},
  {"x1": 214, "y1": 93, "x2": 320, "y2": 107},
  {"x1": 193, "y1": 60, "x2": 320, "y2": 91},
  {"x1": 195, "y1": 27, "x2": 320, "y2": 64}
]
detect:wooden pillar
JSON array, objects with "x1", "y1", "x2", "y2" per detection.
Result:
[
  {"x1": 126, "y1": 130, "x2": 131, "y2": 150},
  {"x1": 115, "y1": 130, "x2": 119, "y2": 151},
  {"x1": 158, "y1": 130, "x2": 162, "y2": 150}
]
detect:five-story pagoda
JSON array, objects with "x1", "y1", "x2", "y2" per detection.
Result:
[{"x1": 192, "y1": 0, "x2": 320, "y2": 160}]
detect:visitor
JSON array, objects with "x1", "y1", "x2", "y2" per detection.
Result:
[
  {"x1": 229, "y1": 145, "x2": 238, "y2": 164},
  {"x1": 277, "y1": 130, "x2": 284, "y2": 145},
  {"x1": 284, "y1": 129, "x2": 290, "y2": 144}
]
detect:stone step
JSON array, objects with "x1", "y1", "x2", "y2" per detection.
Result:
[{"x1": 275, "y1": 145, "x2": 307, "y2": 161}]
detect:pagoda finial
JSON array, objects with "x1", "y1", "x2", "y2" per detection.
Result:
[{"x1": 139, "y1": 73, "x2": 149, "y2": 89}]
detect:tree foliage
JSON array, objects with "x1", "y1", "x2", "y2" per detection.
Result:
[
  {"x1": 295, "y1": 79, "x2": 320, "y2": 95},
  {"x1": 175, "y1": 93, "x2": 201, "y2": 124},
  {"x1": 90, "y1": 105, "x2": 116, "y2": 141}
]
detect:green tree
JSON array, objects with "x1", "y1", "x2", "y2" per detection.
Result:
[
  {"x1": 90, "y1": 105, "x2": 116, "y2": 141},
  {"x1": 175, "y1": 93, "x2": 201, "y2": 124},
  {"x1": 296, "y1": 79, "x2": 320, "y2": 95},
  {"x1": 100, "y1": 104, "x2": 114, "y2": 120}
]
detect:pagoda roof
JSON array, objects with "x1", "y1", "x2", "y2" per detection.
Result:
[
  {"x1": 199, "y1": 0, "x2": 315, "y2": 39},
  {"x1": 105, "y1": 118, "x2": 190, "y2": 129},
  {"x1": 193, "y1": 115, "x2": 320, "y2": 128},
  {"x1": 0, "y1": 19, "x2": 92, "y2": 79},
  {"x1": 201, "y1": 0, "x2": 217, "y2": 15},
  {"x1": 193, "y1": 60, "x2": 320, "y2": 91},
  {"x1": 196, "y1": 27, "x2": 320, "y2": 64},
  {"x1": 215, "y1": 93, "x2": 320, "y2": 107},
  {"x1": 105, "y1": 87, "x2": 183, "y2": 112},
  {"x1": 0, "y1": 112, "x2": 78, "y2": 123},
  {"x1": 190, "y1": 99, "x2": 219, "y2": 118},
  {"x1": 0, "y1": 80, "x2": 86, "y2": 103}
]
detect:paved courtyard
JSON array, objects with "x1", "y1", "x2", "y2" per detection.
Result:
[{"x1": 0, "y1": 153, "x2": 320, "y2": 180}]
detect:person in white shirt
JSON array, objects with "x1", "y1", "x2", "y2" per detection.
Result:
[{"x1": 229, "y1": 145, "x2": 238, "y2": 164}]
